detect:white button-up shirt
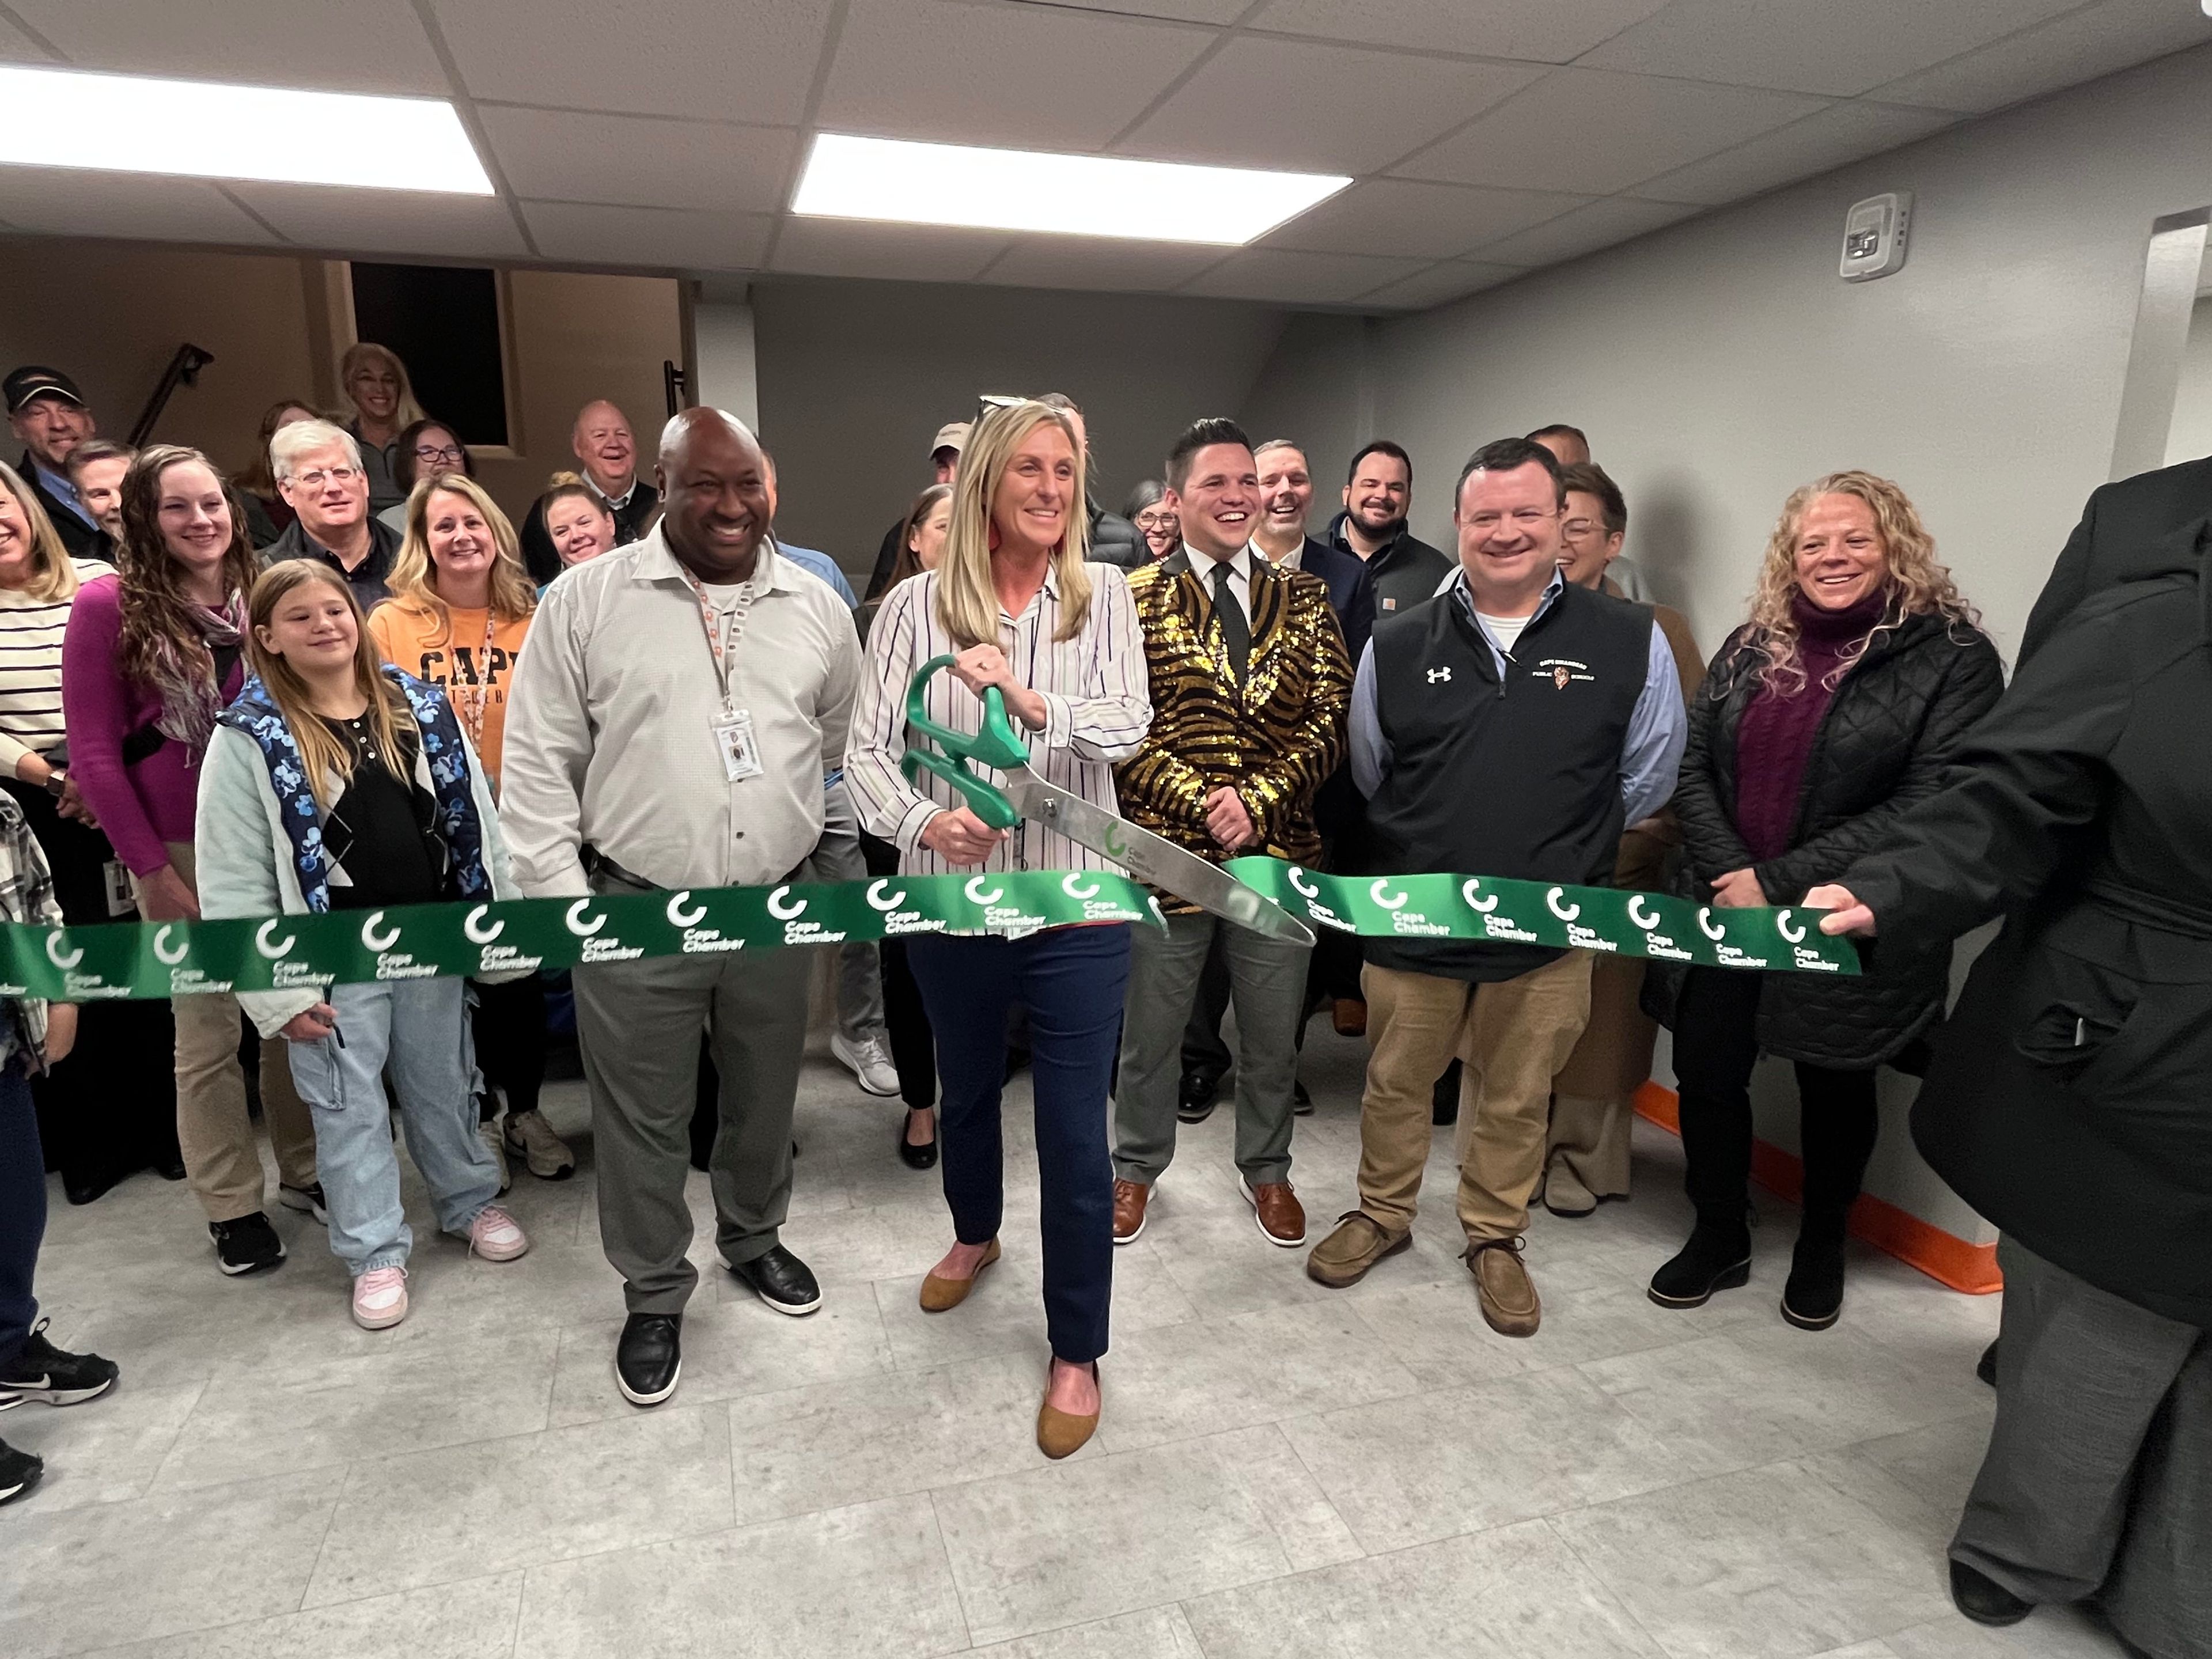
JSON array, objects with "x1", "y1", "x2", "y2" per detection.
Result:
[
  {"x1": 844, "y1": 563, "x2": 1152, "y2": 876},
  {"x1": 1183, "y1": 540, "x2": 1256, "y2": 625},
  {"x1": 502, "y1": 528, "x2": 862, "y2": 896}
]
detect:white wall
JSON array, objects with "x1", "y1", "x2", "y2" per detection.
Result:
[
  {"x1": 2166, "y1": 294, "x2": 2212, "y2": 465},
  {"x1": 1245, "y1": 41, "x2": 2212, "y2": 1249},
  {"x1": 751, "y1": 278, "x2": 1289, "y2": 575}
]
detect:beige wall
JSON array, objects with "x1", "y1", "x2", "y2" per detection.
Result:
[{"x1": 0, "y1": 237, "x2": 680, "y2": 527}]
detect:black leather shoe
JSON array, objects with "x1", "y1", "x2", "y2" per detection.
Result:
[
  {"x1": 1949, "y1": 1560, "x2": 2032, "y2": 1627},
  {"x1": 1782, "y1": 1227, "x2": 1847, "y2": 1330},
  {"x1": 1976, "y1": 1339, "x2": 1999, "y2": 1388},
  {"x1": 1292, "y1": 1080, "x2": 1313, "y2": 1117},
  {"x1": 1177, "y1": 1071, "x2": 1218, "y2": 1124},
  {"x1": 62, "y1": 1168, "x2": 121, "y2": 1207},
  {"x1": 1649, "y1": 1221, "x2": 1752, "y2": 1308},
  {"x1": 156, "y1": 1158, "x2": 187, "y2": 1181},
  {"x1": 615, "y1": 1313, "x2": 682, "y2": 1407},
  {"x1": 898, "y1": 1108, "x2": 938, "y2": 1171},
  {"x1": 724, "y1": 1244, "x2": 821, "y2": 1316}
]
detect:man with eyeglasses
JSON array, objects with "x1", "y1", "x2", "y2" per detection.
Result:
[
  {"x1": 1306, "y1": 438, "x2": 1685, "y2": 1339},
  {"x1": 263, "y1": 419, "x2": 400, "y2": 607}
]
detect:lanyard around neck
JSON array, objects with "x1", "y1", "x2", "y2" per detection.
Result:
[{"x1": 677, "y1": 565, "x2": 757, "y2": 713}]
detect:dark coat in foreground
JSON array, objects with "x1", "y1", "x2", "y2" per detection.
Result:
[
  {"x1": 1844, "y1": 518, "x2": 2212, "y2": 1328},
  {"x1": 1650, "y1": 607, "x2": 2004, "y2": 1069}
]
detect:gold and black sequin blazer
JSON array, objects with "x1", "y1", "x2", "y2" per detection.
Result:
[{"x1": 1116, "y1": 550, "x2": 1351, "y2": 908}]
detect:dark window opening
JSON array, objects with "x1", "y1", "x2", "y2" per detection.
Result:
[{"x1": 350, "y1": 262, "x2": 509, "y2": 448}]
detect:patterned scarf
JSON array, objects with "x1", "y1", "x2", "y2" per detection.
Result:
[{"x1": 147, "y1": 595, "x2": 249, "y2": 752}]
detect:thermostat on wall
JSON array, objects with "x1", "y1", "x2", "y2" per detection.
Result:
[{"x1": 1840, "y1": 191, "x2": 1911, "y2": 282}]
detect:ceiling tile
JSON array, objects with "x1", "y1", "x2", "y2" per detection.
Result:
[
  {"x1": 522, "y1": 202, "x2": 773, "y2": 271},
  {"x1": 1576, "y1": 0, "x2": 2081, "y2": 97},
  {"x1": 1263, "y1": 177, "x2": 1594, "y2": 259},
  {"x1": 1119, "y1": 35, "x2": 1544, "y2": 173},
  {"x1": 1005, "y1": 0, "x2": 1248, "y2": 18},
  {"x1": 1870, "y1": 0, "x2": 2212, "y2": 113},
  {"x1": 0, "y1": 166, "x2": 280, "y2": 243},
  {"x1": 982, "y1": 237, "x2": 1229, "y2": 292},
  {"x1": 1395, "y1": 68, "x2": 1830, "y2": 195},
  {"x1": 1355, "y1": 260, "x2": 1522, "y2": 311},
  {"x1": 1251, "y1": 0, "x2": 1672, "y2": 63},
  {"x1": 1177, "y1": 247, "x2": 1430, "y2": 304},
  {"x1": 479, "y1": 108, "x2": 796, "y2": 213},
  {"x1": 770, "y1": 218, "x2": 1014, "y2": 282},
  {"x1": 427, "y1": 0, "x2": 835, "y2": 122},
  {"x1": 1470, "y1": 196, "x2": 1700, "y2": 266},
  {"x1": 9, "y1": 0, "x2": 450, "y2": 94},
  {"x1": 1630, "y1": 100, "x2": 1959, "y2": 205},
  {"x1": 224, "y1": 183, "x2": 529, "y2": 259},
  {"x1": 819, "y1": 0, "x2": 1210, "y2": 151}
]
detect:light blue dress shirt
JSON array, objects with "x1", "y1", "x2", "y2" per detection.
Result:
[{"x1": 1348, "y1": 567, "x2": 1687, "y2": 824}]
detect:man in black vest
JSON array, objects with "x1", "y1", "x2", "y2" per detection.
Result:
[{"x1": 1306, "y1": 438, "x2": 1686, "y2": 1338}]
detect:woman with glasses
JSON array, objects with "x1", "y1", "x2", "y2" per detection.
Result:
[
  {"x1": 374, "y1": 419, "x2": 472, "y2": 537},
  {"x1": 62, "y1": 446, "x2": 323, "y2": 1276},
  {"x1": 1122, "y1": 479, "x2": 1179, "y2": 560},
  {"x1": 339, "y1": 342, "x2": 427, "y2": 516}
]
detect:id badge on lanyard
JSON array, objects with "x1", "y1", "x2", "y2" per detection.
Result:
[{"x1": 689, "y1": 571, "x2": 766, "y2": 782}]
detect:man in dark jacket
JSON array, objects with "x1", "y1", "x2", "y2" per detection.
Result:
[
  {"x1": 2019, "y1": 450, "x2": 2212, "y2": 664},
  {"x1": 1307, "y1": 438, "x2": 1686, "y2": 1339},
  {"x1": 863, "y1": 419, "x2": 967, "y2": 602},
  {"x1": 262, "y1": 419, "x2": 400, "y2": 607},
  {"x1": 5, "y1": 367, "x2": 101, "y2": 560},
  {"x1": 518, "y1": 400, "x2": 659, "y2": 584},
  {"x1": 1328, "y1": 440, "x2": 1452, "y2": 619},
  {"x1": 1812, "y1": 517, "x2": 2212, "y2": 1652},
  {"x1": 1039, "y1": 392, "x2": 1144, "y2": 570}
]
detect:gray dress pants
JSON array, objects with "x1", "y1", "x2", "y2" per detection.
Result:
[
  {"x1": 1955, "y1": 1237, "x2": 2210, "y2": 1658},
  {"x1": 575, "y1": 907, "x2": 812, "y2": 1315}
]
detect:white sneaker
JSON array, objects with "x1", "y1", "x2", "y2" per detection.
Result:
[
  {"x1": 831, "y1": 1032, "x2": 900, "y2": 1097},
  {"x1": 352, "y1": 1266, "x2": 408, "y2": 1330},
  {"x1": 479, "y1": 1117, "x2": 511, "y2": 1195}
]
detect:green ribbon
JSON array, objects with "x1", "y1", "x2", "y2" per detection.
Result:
[
  {"x1": 1223, "y1": 858, "x2": 1860, "y2": 977},
  {"x1": 0, "y1": 858, "x2": 1854, "y2": 1002}
]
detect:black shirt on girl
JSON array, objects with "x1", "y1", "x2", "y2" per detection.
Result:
[{"x1": 317, "y1": 713, "x2": 444, "y2": 909}]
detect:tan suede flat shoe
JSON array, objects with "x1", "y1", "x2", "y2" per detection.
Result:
[
  {"x1": 1036, "y1": 1362, "x2": 1100, "y2": 1460},
  {"x1": 918, "y1": 1238, "x2": 1000, "y2": 1312}
]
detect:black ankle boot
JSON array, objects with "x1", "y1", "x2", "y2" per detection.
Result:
[
  {"x1": 1781, "y1": 1221, "x2": 1847, "y2": 1330},
  {"x1": 1649, "y1": 1218, "x2": 1752, "y2": 1308},
  {"x1": 1949, "y1": 1560, "x2": 2031, "y2": 1627}
]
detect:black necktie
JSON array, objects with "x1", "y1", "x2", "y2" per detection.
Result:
[{"x1": 1211, "y1": 560, "x2": 1249, "y2": 684}]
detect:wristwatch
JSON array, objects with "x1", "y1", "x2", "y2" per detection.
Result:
[{"x1": 43, "y1": 769, "x2": 66, "y2": 798}]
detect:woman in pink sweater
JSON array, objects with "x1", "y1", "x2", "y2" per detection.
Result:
[{"x1": 62, "y1": 445, "x2": 321, "y2": 1278}]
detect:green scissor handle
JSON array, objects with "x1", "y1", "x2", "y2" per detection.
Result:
[{"x1": 898, "y1": 653, "x2": 1030, "y2": 832}]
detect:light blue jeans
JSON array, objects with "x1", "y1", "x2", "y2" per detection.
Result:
[{"x1": 286, "y1": 976, "x2": 501, "y2": 1277}]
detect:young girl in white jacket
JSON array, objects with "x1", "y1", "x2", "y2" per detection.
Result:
[{"x1": 196, "y1": 559, "x2": 528, "y2": 1330}]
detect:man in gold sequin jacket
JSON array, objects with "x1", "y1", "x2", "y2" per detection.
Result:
[{"x1": 1107, "y1": 419, "x2": 1351, "y2": 1255}]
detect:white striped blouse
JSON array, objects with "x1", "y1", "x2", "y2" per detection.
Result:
[
  {"x1": 846, "y1": 562, "x2": 1152, "y2": 877},
  {"x1": 0, "y1": 558, "x2": 111, "y2": 777}
]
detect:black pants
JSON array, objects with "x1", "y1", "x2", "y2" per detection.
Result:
[
  {"x1": 1, "y1": 1065, "x2": 43, "y2": 1371},
  {"x1": 1672, "y1": 967, "x2": 1879, "y2": 1232},
  {"x1": 861, "y1": 832, "x2": 937, "y2": 1111},
  {"x1": 3, "y1": 781, "x2": 179, "y2": 1188},
  {"x1": 470, "y1": 974, "x2": 547, "y2": 1120}
]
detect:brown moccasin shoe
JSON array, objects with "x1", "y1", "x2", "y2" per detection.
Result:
[
  {"x1": 1305, "y1": 1210, "x2": 1411, "y2": 1287},
  {"x1": 1036, "y1": 1362, "x2": 1100, "y2": 1459},
  {"x1": 1468, "y1": 1237, "x2": 1540, "y2": 1336},
  {"x1": 919, "y1": 1238, "x2": 1000, "y2": 1312},
  {"x1": 1241, "y1": 1179, "x2": 1306, "y2": 1247},
  {"x1": 1112, "y1": 1179, "x2": 1150, "y2": 1245}
]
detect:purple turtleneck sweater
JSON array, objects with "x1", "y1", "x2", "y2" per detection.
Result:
[{"x1": 1732, "y1": 590, "x2": 1885, "y2": 864}]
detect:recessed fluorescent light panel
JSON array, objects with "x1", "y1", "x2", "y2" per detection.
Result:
[
  {"x1": 793, "y1": 134, "x2": 1349, "y2": 245},
  {"x1": 0, "y1": 65, "x2": 493, "y2": 195}
]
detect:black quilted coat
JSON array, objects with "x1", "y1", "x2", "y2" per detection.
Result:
[{"x1": 1650, "y1": 608, "x2": 2005, "y2": 1067}]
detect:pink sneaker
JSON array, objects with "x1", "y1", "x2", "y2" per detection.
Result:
[
  {"x1": 465, "y1": 1205, "x2": 529, "y2": 1263},
  {"x1": 352, "y1": 1266, "x2": 408, "y2": 1330}
]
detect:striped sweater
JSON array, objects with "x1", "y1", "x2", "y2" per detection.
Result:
[
  {"x1": 0, "y1": 558, "x2": 111, "y2": 778},
  {"x1": 1116, "y1": 550, "x2": 1351, "y2": 906}
]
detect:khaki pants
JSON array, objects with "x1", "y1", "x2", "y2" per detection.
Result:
[
  {"x1": 139, "y1": 843, "x2": 317, "y2": 1222},
  {"x1": 1357, "y1": 952, "x2": 1593, "y2": 1242}
]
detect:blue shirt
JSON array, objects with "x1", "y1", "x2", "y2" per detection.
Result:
[
  {"x1": 1348, "y1": 567, "x2": 1687, "y2": 825},
  {"x1": 778, "y1": 541, "x2": 857, "y2": 609},
  {"x1": 33, "y1": 461, "x2": 96, "y2": 531}
]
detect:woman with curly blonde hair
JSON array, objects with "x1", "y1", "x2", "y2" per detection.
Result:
[{"x1": 1646, "y1": 470, "x2": 2003, "y2": 1331}]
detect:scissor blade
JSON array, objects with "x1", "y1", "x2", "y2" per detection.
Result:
[{"x1": 1004, "y1": 770, "x2": 1317, "y2": 946}]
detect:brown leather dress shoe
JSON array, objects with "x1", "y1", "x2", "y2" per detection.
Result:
[
  {"x1": 1306, "y1": 1210, "x2": 1411, "y2": 1287},
  {"x1": 919, "y1": 1238, "x2": 1000, "y2": 1312},
  {"x1": 1111, "y1": 1178, "x2": 1150, "y2": 1245},
  {"x1": 1331, "y1": 997, "x2": 1367, "y2": 1036},
  {"x1": 1036, "y1": 1362, "x2": 1100, "y2": 1459},
  {"x1": 1242, "y1": 1179, "x2": 1306, "y2": 1247},
  {"x1": 1468, "y1": 1237, "x2": 1540, "y2": 1336}
]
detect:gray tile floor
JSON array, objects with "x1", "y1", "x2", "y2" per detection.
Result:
[{"x1": 5, "y1": 1024, "x2": 2133, "y2": 1659}]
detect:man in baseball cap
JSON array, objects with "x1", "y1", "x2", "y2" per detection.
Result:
[
  {"x1": 863, "y1": 418, "x2": 970, "y2": 601},
  {"x1": 6, "y1": 367, "x2": 102, "y2": 559}
]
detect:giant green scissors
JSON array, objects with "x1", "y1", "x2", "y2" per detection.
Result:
[{"x1": 899, "y1": 655, "x2": 1315, "y2": 945}]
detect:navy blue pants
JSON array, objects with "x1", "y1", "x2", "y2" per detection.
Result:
[
  {"x1": 1, "y1": 1064, "x2": 44, "y2": 1372},
  {"x1": 908, "y1": 925, "x2": 1130, "y2": 1366}
]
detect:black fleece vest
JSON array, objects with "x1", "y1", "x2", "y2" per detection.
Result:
[{"x1": 1363, "y1": 582, "x2": 1652, "y2": 982}]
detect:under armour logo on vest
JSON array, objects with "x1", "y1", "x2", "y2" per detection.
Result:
[{"x1": 1426, "y1": 666, "x2": 1452, "y2": 684}]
